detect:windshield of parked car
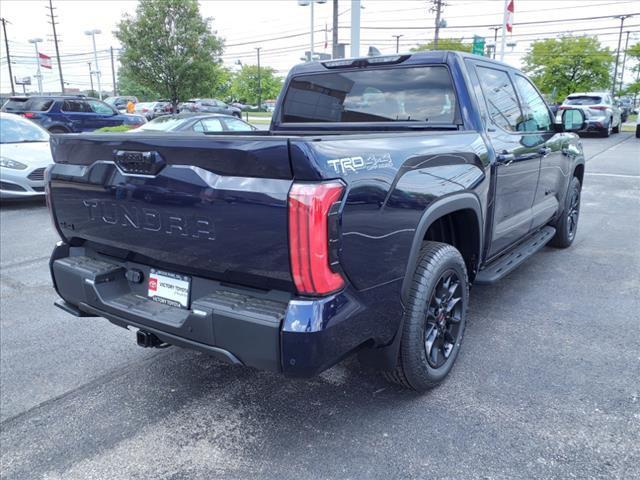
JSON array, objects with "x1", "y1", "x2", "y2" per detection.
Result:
[
  {"x1": 0, "y1": 115, "x2": 49, "y2": 143},
  {"x1": 134, "y1": 116, "x2": 188, "y2": 131},
  {"x1": 564, "y1": 96, "x2": 602, "y2": 105},
  {"x1": 281, "y1": 66, "x2": 458, "y2": 123}
]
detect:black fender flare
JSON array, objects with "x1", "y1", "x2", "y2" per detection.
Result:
[{"x1": 400, "y1": 192, "x2": 483, "y2": 304}]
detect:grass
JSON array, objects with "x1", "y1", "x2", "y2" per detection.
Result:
[{"x1": 96, "y1": 125, "x2": 135, "y2": 132}]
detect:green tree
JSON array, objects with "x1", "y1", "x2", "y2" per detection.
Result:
[
  {"x1": 523, "y1": 36, "x2": 614, "y2": 102},
  {"x1": 117, "y1": 65, "x2": 161, "y2": 101},
  {"x1": 411, "y1": 38, "x2": 472, "y2": 53},
  {"x1": 230, "y1": 65, "x2": 283, "y2": 106},
  {"x1": 115, "y1": 0, "x2": 225, "y2": 108}
]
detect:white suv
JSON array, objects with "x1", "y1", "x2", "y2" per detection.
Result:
[{"x1": 559, "y1": 92, "x2": 622, "y2": 138}]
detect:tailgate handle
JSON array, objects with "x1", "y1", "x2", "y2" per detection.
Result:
[{"x1": 113, "y1": 150, "x2": 166, "y2": 176}]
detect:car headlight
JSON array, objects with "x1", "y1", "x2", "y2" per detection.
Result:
[{"x1": 0, "y1": 157, "x2": 28, "y2": 170}]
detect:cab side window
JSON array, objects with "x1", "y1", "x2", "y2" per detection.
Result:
[
  {"x1": 514, "y1": 75, "x2": 552, "y2": 133},
  {"x1": 476, "y1": 66, "x2": 523, "y2": 132}
]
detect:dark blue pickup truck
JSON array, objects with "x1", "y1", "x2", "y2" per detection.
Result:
[{"x1": 46, "y1": 51, "x2": 586, "y2": 391}]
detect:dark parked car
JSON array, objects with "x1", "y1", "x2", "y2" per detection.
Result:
[
  {"x1": 1, "y1": 96, "x2": 146, "y2": 133},
  {"x1": 177, "y1": 98, "x2": 241, "y2": 118},
  {"x1": 47, "y1": 51, "x2": 586, "y2": 392},
  {"x1": 104, "y1": 95, "x2": 138, "y2": 113},
  {"x1": 134, "y1": 113, "x2": 256, "y2": 133}
]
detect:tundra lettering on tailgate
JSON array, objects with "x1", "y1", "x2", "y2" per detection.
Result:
[{"x1": 82, "y1": 200, "x2": 216, "y2": 240}]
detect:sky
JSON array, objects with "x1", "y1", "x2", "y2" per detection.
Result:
[{"x1": 0, "y1": 0, "x2": 639, "y2": 95}]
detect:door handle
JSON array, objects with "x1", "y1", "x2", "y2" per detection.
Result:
[
  {"x1": 538, "y1": 147, "x2": 552, "y2": 156},
  {"x1": 496, "y1": 152, "x2": 515, "y2": 165}
]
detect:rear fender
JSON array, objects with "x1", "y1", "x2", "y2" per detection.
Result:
[{"x1": 400, "y1": 193, "x2": 483, "y2": 304}]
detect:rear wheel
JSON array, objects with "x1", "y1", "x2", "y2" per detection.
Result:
[
  {"x1": 383, "y1": 242, "x2": 468, "y2": 392},
  {"x1": 550, "y1": 176, "x2": 581, "y2": 248},
  {"x1": 612, "y1": 121, "x2": 620, "y2": 134}
]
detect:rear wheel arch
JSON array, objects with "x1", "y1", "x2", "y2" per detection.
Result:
[
  {"x1": 401, "y1": 193, "x2": 483, "y2": 304},
  {"x1": 48, "y1": 125, "x2": 70, "y2": 134},
  {"x1": 573, "y1": 163, "x2": 584, "y2": 185}
]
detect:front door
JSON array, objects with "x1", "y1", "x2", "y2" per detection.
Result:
[
  {"x1": 474, "y1": 65, "x2": 542, "y2": 257},
  {"x1": 512, "y1": 74, "x2": 568, "y2": 232}
]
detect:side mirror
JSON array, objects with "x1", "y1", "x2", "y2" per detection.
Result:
[{"x1": 560, "y1": 108, "x2": 585, "y2": 133}]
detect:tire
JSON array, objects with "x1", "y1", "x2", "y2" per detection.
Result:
[
  {"x1": 550, "y1": 176, "x2": 581, "y2": 248},
  {"x1": 383, "y1": 242, "x2": 469, "y2": 392},
  {"x1": 233, "y1": 112, "x2": 241, "y2": 119},
  {"x1": 48, "y1": 126, "x2": 69, "y2": 134},
  {"x1": 612, "y1": 122, "x2": 620, "y2": 134},
  {"x1": 636, "y1": 125, "x2": 640, "y2": 139}
]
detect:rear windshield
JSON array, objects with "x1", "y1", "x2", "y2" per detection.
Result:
[
  {"x1": 2, "y1": 98, "x2": 53, "y2": 112},
  {"x1": 564, "y1": 96, "x2": 602, "y2": 106},
  {"x1": 281, "y1": 66, "x2": 457, "y2": 124}
]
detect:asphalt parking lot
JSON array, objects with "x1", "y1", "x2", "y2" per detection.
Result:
[{"x1": 1, "y1": 133, "x2": 639, "y2": 479}]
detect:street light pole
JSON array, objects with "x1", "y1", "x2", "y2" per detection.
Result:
[
  {"x1": 29, "y1": 38, "x2": 43, "y2": 94},
  {"x1": 85, "y1": 29, "x2": 102, "y2": 99},
  {"x1": 351, "y1": 0, "x2": 360, "y2": 57},
  {"x1": 393, "y1": 34, "x2": 403, "y2": 53},
  {"x1": 611, "y1": 15, "x2": 630, "y2": 97}
]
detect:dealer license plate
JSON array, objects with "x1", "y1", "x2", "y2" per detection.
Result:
[{"x1": 148, "y1": 269, "x2": 191, "y2": 309}]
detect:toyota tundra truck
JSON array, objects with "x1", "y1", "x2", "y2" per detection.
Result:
[{"x1": 46, "y1": 51, "x2": 586, "y2": 392}]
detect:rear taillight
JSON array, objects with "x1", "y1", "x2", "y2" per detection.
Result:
[
  {"x1": 23, "y1": 112, "x2": 36, "y2": 118},
  {"x1": 288, "y1": 182, "x2": 345, "y2": 295},
  {"x1": 590, "y1": 106, "x2": 607, "y2": 111}
]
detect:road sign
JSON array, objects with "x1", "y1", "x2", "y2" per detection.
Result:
[
  {"x1": 14, "y1": 76, "x2": 31, "y2": 85},
  {"x1": 472, "y1": 36, "x2": 485, "y2": 56}
]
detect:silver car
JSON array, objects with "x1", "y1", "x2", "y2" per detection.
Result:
[
  {"x1": 0, "y1": 112, "x2": 53, "y2": 199},
  {"x1": 559, "y1": 92, "x2": 622, "y2": 137}
]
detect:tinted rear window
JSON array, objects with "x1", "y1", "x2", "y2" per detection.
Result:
[
  {"x1": 281, "y1": 66, "x2": 457, "y2": 123},
  {"x1": 565, "y1": 96, "x2": 602, "y2": 105},
  {"x1": 2, "y1": 98, "x2": 53, "y2": 112}
]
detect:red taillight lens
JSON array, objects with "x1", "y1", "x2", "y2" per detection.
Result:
[
  {"x1": 289, "y1": 182, "x2": 345, "y2": 295},
  {"x1": 590, "y1": 106, "x2": 607, "y2": 111},
  {"x1": 23, "y1": 112, "x2": 35, "y2": 118}
]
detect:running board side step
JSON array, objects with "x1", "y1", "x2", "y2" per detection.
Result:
[{"x1": 475, "y1": 226, "x2": 556, "y2": 285}]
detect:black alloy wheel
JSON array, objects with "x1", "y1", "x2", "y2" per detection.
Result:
[{"x1": 424, "y1": 270, "x2": 463, "y2": 368}]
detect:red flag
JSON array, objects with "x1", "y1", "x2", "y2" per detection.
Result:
[
  {"x1": 39, "y1": 53, "x2": 52, "y2": 69},
  {"x1": 505, "y1": 0, "x2": 514, "y2": 33}
]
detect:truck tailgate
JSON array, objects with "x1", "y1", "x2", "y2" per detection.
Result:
[{"x1": 48, "y1": 134, "x2": 294, "y2": 290}]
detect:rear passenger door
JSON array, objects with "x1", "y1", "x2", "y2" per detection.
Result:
[
  {"x1": 61, "y1": 100, "x2": 93, "y2": 132},
  {"x1": 512, "y1": 74, "x2": 567, "y2": 233},
  {"x1": 473, "y1": 64, "x2": 542, "y2": 257}
]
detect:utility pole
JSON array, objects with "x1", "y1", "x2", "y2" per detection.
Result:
[
  {"x1": 110, "y1": 46, "x2": 117, "y2": 96},
  {"x1": 255, "y1": 47, "x2": 262, "y2": 109},
  {"x1": 430, "y1": 0, "x2": 445, "y2": 49},
  {"x1": 489, "y1": 26, "x2": 500, "y2": 59},
  {"x1": 618, "y1": 31, "x2": 631, "y2": 94},
  {"x1": 332, "y1": 0, "x2": 339, "y2": 59},
  {"x1": 393, "y1": 34, "x2": 403, "y2": 53},
  {"x1": 1, "y1": 18, "x2": 15, "y2": 95},
  {"x1": 46, "y1": 0, "x2": 64, "y2": 93},
  {"x1": 87, "y1": 62, "x2": 94, "y2": 93},
  {"x1": 611, "y1": 15, "x2": 630, "y2": 97}
]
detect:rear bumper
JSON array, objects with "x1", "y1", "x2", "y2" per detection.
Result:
[{"x1": 50, "y1": 243, "x2": 402, "y2": 377}]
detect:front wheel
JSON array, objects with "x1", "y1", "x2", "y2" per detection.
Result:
[
  {"x1": 550, "y1": 176, "x2": 581, "y2": 248},
  {"x1": 383, "y1": 242, "x2": 469, "y2": 392}
]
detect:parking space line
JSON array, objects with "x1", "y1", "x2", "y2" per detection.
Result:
[{"x1": 585, "y1": 172, "x2": 640, "y2": 179}]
